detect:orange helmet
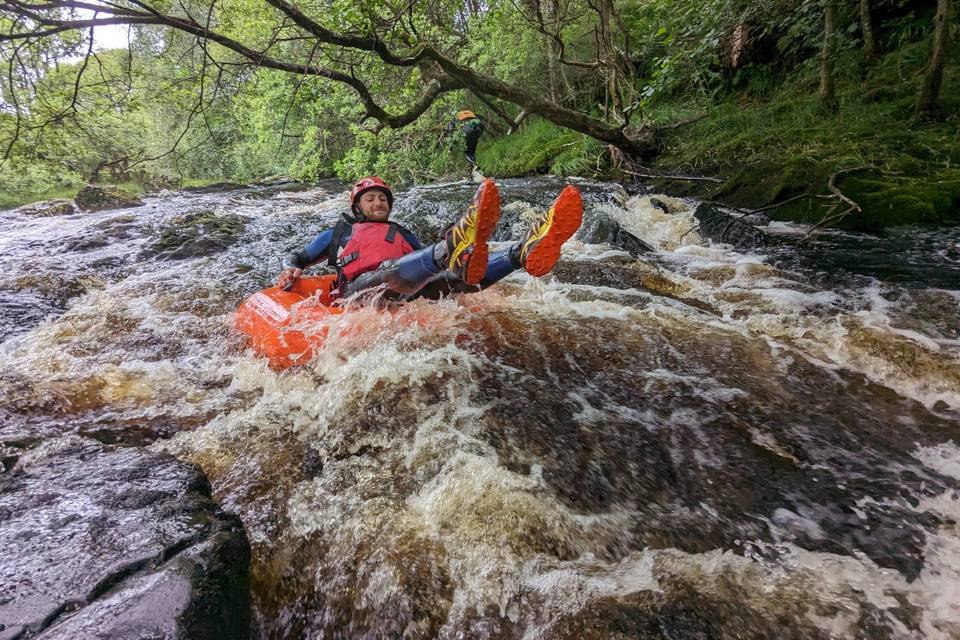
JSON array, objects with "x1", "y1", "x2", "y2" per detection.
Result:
[
  {"x1": 350, "y1": 176, "x2": 393, "y2": 215},
  {"x1": 456, "y1": 110, "x2": 476, "y2": 121}
]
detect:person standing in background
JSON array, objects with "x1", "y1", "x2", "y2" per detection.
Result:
[{"x1": 447, "y1": 110, "x2": 485, "y2": 168}]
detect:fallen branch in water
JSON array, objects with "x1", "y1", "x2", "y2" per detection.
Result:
[
  {"x1": 719, "y1": 217, "x2": 740, "y2": 243},
  {"x1": 620, "y1": 167, "x2": 723, "y2": 183},
  {"x1": 660, "y1": 114, "x2": 709, "y2": 130},
  {"x1": 702, "y1": 167, "x2": 868, "y2": 240},
  {"x1": 609, "y1": 146, "x2": 723, "y2": 184},
  {"x1": 678, "y1": 223, "x2": 700, "y2": 244},
  {"x1": 623, "y1": 164, "x2": 870, "y2": 246},
  {"x1": 703, "y1": 200, "x2": 754, "y2": 214},
  {"x1": 748, "y1": 192, "x2": 834, "y2": 213},
  {"x1": 801, "y1": 167, "x2": 866, "y2": 242}
]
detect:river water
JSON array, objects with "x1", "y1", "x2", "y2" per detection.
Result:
[{"x1": 1, "y1": 178, "x2": 959, "y2": 639}]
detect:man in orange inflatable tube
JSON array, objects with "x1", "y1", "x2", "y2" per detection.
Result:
[{"x1": 277, "y1": 176, "x2": 583, "y2": 300}]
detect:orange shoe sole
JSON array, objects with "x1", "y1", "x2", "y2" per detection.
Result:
[
  {"x1": 524, "y1": 185, "x2": 583, "y2": 277},
  {"x1": 462, "y1": 178, "x2": 501, "y2": 285}
]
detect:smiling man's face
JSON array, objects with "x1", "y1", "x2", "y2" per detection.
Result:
[{"x1": 358, "y1": 189, "x2": 391, "y2": 221}]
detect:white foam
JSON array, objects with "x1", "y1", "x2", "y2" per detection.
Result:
[
  {"x1": 914, "y1": 442, "x2": 960, "y2": 481},
  {"x1": 601, "y1": 195, "x2": 700, "y2": 251},
  {"x1": 765, "y1": 221, "x2": 811, "y2": 235},
  {"x1": 911, "y1": 533, "x2": 960, "y2": 639},
  {"x1": 404, "y1": 450, "x2": 640, "y2": 626}
]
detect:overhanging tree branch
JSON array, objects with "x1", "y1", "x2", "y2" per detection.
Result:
[
  {"x1": 1, "y1": 43, "x2": 25, "y2": 164},
  {"x1": 469, "y1": 91, "x2": 512, "y2": 129},
  {"x1": 1, "y1": 0, "x2": 660, "y2": 156},
  {"x1": 1, "y1": 0, "x2": 443, "y2": 131}
]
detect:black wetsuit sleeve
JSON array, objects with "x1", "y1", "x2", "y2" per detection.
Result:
[
  {"x1": 399, "y1": 227, "x2": 423, "y2": 250},
  {"x1": 282, "y1": 228, "x2": 335, "y2": 270}
]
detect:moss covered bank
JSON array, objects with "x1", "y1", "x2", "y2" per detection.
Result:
[{"x1": 478, "y1": 40, "x2": 960, "y2": 232}]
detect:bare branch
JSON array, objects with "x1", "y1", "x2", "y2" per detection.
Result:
[
  {"x1": 469, "y1": 91, "x2": 512, "y2": 129},
  {"x1": 68, "y1": 20, "x2": 95, "y2": 115},
  {"x1": 1, "y1": 43, "x2": 25, "y2": 164},
  {"x1": 620, "y1": 167, "x2": 722, "y2": 183},
  {"x1": 825, "y1": 166, "x2": 864, "y2": 213},
  {"x1": 507, "y1": 108, "x2": 529, "y2": 135},
  {"x1": 748, "y1": 192, "x2": 832, "y2": 213}
]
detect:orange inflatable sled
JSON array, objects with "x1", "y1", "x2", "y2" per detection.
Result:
[
  {"x1": 234, "y1": 274, "x2": 343, "y2": 368},
  {"x1": 234, "y1": 178, "x2": 509, "y2": 368}
]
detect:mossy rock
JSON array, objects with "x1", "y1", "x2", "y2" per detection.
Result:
[
  {"x1": 703, "y1": 160, "x2": 833, "y2": 222},
  {"x1": 840, "y1": 172, "x2": 960, "y2": 230},
  {"x1": 659, "y1": 161, "x2": 960, "y2": 229},
  {"x1": 142, "y1": 210, "x2": 249, "y2": 260},
  {"x1": 74, "y1": 184, "x2": 144, "y2": 212},
  {"x1": 766, "y1": 159, "x2": 833, "y2": 204},
  {"x1": 14, "y1": 199, "x2": 76, "y2": 217},
  {"x1": 256, "y1": 175, "x2": 296, "y2": 186}
]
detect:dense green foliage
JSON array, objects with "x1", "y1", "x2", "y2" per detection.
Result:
[
  {"x1": 479, "y1": 120, "x2": 606, "y2": 178},
  {"x1": 650, "y1": 36, "x2": 960, "y2": 228},
  {"x1": 1, "y1": 0, "x2": 956, "y2": 227}
]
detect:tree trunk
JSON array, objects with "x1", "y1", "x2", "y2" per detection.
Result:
[
  {"x1": 916, "y1": 0, "x2": 953, "y2": 117},
  {"x1": 860, "y1": 0, "x2": 877, "y2": 59},
  {"x1": 431, "y1": 48, "x2": 655, "y2": 155},
  {"x1": 731, "y1": 24, "x2": 747, "y2": 67},
  {"x1": 507, "y1": 109, "x2": 529, "y2": 135},
  {"x1": 469, "y1": 90, "x2": 512, "y2": 130},
  {"x1": 820, "y1": 0, "x2": 838, "y2": 110},
  {"x1": 540, "y1": 0, "x2": 562, "y2": 102},
  {"x1": 545, "y1": 45, "x2": 561, "y2": 103},
  {"x1": 597, "y1": 0, "x2": 625, "y2": 124}
]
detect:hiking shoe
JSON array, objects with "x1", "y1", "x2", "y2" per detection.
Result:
[
  {"x1": 519, "y1": 185, "x2": 583, "y2": 277},
  {"x1": 445, "y1": 178, "x2": 501, "y2": 285}
]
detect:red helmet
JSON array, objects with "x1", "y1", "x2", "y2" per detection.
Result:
[{"x1": 350, "y1": 176, "x2": 393, "y2": 215}]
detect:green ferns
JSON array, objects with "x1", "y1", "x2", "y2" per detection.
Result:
[{"x1": 479, "y1": 120, "x2": 606, "y2": 178}]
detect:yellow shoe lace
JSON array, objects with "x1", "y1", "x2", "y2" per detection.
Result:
[
  {"x1": 521, "y1": 205, "x2": 555, "y2": 257},
  {"x1": 448, "y1": 205, "x2": 478, "y2": 269}
]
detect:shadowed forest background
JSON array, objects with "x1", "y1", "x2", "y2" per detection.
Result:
[{"x1": 1, "y1": 0, "x2": 957, "y2": 229}]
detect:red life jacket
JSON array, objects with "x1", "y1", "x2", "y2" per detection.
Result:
[{"x1": 337, "y1": 221, "x2": 415, "y2": 281}]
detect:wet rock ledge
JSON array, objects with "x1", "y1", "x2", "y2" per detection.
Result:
[{"x1": 0, "y1": 437, "x2": 250, "y2": 640}]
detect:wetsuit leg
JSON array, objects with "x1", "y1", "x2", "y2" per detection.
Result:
[
  {"x1": 480, "y1": 245, "x2": 521, "y2": 287},
  {"x1": 413, "y1": 246, "x2": 521, "y2": 300},
  {"x1": 342, "y1": 244, "x2": 521, "y2": 300},
  {"x1": 413, "y1": 273, "x2": 475, "y2": 300},
  {"x1": 464, "y1": 128, "x2": 483, "y2": 165},
  {"x1": 340, "y1": 245, "x2": 442, "y2": 298}
]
